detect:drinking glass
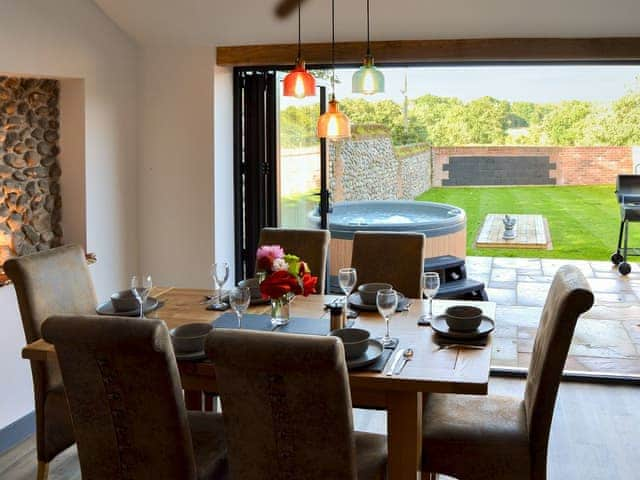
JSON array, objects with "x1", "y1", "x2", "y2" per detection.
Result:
[
  {"x1": 338, "y1": 267, "x2": 357, "y2": 307},
  {"x1": 211, "y1": 262, "x2": 230, "y2": 308},
  {"x1": 422, "y1": 272, "x2": 440, "y2": 320},
  {"x1": 376, "y1": 288, "x2": 398, "y2": 347},
  {"x1": 131, "y1": 274, "x2": 153, "y2": 319},
  {"x1": 229, "y1": 286, "x2": 251, "y2": 328}
]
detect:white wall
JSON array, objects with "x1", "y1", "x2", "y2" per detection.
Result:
[
  {"x1": 0, "y1": 0, "x2": 138, "y2": 430},
  {"x1": 138, "y1": 46, "x2": 215, "y2": 288}
]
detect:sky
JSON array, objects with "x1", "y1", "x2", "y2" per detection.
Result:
[{"x1": 280, "y1": 65, "x2": 640, "y2": 108}]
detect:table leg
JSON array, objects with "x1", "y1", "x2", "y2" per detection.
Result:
[
  {"x1": 387, "y1": 391, "x2": 422, "y2": 480},
  {"x1": 184, "y1": 389, "x2": 203, "y2": 411}
]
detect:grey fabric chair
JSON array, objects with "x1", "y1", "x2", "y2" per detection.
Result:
[
  {"x1": 4, "y1": 245, "x2": 98, "y2": 480},
  {"x1": 351, "y1": 231, "x2": 425, "y2": 298},
  {"x1": 206, "y1": 329, "x2": 387, "y2": 480},
  {"x1": 421, "y1": 265, "x2": 594, "y2": 480},
  {"x1": 258, "y1": 228, "x2": 330, "y2": 293},
  {"x1": 41, "y1": 315, "x2": 228, "y2": 480}
]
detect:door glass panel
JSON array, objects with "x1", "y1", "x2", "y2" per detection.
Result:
[{"x1": 277, "y1": 72, "x2": 324, "y2": 229}]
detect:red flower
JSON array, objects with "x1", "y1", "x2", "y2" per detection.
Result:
[
  {"x1": 260, "y1": 270, "x2": 301, "y2": 299},
  {"x1": 300, "y1": 272, "x2": 317, "y2": 296}
]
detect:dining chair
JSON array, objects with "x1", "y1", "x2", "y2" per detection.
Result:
[
  {"x1": 351, "y1": 231, "x2": 425, "y2": 298},
  {"x1": 206, "y1": 329, "x2": 387, "y2": 480},
  {"x1": 421, "y1": 265, "x2": 594, "y2": 480},
  {"x1": 4, "y1": 244, "x2": 98, "y2": 480},
  {"x1": 258, "y1": 227, "x2": 330, "y2": 293},
  {"x1": 41, "y1": 315, "x2": 228, "y2": 480}
]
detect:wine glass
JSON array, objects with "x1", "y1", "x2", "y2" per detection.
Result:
[
  {"x1": 211, "y1": 262, "x2": 230, "y2": 308},
  {"x1": 131, "y1": 274, "x2": 153, "y2": 319},
  {"x1": 422, "y1": 272, "x2": 440, "y2": 321},
  {"x1": 229, "y1": 286, "x2": 251, "y2": 328},
  {"x1": 338, "y1": 267, "x2": 357, "y2": 309},
  {"x1": 376, "y1": 288, "x2": 398, "y2": 347}
]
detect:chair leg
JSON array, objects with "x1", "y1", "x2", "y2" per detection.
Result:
[
  {"x1": 421, "y1": 472, "x2": 438, "y2": 480},
  {"x1": 36, "y1": 461, "x2": 49, "y2": 480}
]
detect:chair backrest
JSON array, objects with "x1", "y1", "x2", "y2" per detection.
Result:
[
  {"x1": 42, "y1": 315, "x2": 198, "y2": 480},
  {"x1": 351, "y1": 231, "x2": 425, "y2": 298},
  {"x1": 258, "y1": 228, "x2": 330, "y2": 293},
  {"x1": 4, "y1": 244, "x2": 97, "y2": 344},
  {"x1": 524, "y1": 265, "x2": 593, "y2": 476},
  {"x1": 4, "y1": 244, "x2": 98, "y2": 393},
  {"x1": 206, "y1": 329, "x2": 358, "y2": 480}
]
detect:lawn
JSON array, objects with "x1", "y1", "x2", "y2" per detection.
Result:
[{"x1": 416, "y1": 185, "x2": 637, "y2": 260}]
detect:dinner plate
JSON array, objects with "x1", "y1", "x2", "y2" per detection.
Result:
[
  {"x1": 349, "y1": 292, "x2": 409, "y2": 312},
  {"x1": 174, "y1": 350, "x2": 207, "y2": 362},
  {"x1": 96, "y1": 297, "x2": 160, "y2": 316},
  {"x1": 431, "y1": 315, "x2": 495, "y2": 340},
  {"x1": 346, "y1": 339, "x2": 384, "y2": 369}
]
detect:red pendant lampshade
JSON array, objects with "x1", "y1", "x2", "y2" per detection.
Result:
[{"x1": 283, "y1": 59, "x2": 316, "y2": 98}]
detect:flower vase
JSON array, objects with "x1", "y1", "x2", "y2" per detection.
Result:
[{"x1": 270, "y1": 296, "x2": 291, "y2": 326}]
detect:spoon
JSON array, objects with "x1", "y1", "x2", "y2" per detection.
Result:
[{"x1": 394, "y1": 348, "x2": 414, "y2": 375}]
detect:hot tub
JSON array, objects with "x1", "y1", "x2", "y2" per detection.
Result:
[{"x1": 310, "y1": 200, "x2": 467, "y2": 276}]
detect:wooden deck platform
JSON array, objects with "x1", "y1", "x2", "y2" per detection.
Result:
[{"x1": 475, "y1": 214, "x2": 552, "y2": 249}]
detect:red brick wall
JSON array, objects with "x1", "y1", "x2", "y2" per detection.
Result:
[{"x1": 432, "y1": 146, "x2": 632, "y2": 186}]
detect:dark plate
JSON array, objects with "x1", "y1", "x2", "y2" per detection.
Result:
[
  {"x1": 349, "y1": 292, "x2": 408, "y2": 312},
  {"x1": 96, "y1": 297, "x2": 159, "y2": 316},
  {"x1": 346, "y1": 339, "x2": 384, "y2": 369},
  {"x1": 174, "y1": 350, "x2": 207, "y2": 362},
  {"x1": 431, "y1": 315, "x2": 495, "y2": 339}
]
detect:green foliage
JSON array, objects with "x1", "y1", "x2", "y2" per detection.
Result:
[
  {"x1": 416, "y1": 185, "x2": 634, "y2": 260},
  {"x1": 279, "y1": 77, "x2": 640, "y2": 148}
]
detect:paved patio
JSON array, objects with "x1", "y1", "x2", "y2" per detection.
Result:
[{"x1": 465, "y1": 256, "x2": 640, "y2": 375}]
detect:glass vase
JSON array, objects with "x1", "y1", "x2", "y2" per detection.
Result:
[{"x1": 270, "y1": 296, "x2": 291, "y2": 326}]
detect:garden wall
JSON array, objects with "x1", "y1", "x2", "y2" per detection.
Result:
[
  {"x1": 329, "y1": 125, "x2": 430, "y2": 202},
  {"x1": 432, "y1": 146, "x2": 632, "y2": 186}
]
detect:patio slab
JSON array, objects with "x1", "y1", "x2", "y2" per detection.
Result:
[{"x1": 466, "y1": 256, "x2": 640, "y2": 376}]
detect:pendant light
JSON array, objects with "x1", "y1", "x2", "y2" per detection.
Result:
[
  {"x1": 283, "y1": 0, "x2": 316, "y2": 98},
  {"x1": 352, "y1": 0, "x2": 384, "y2": 94},
  {"x1": 317, "y1": 0, "x2": 351, "y2": 139}
]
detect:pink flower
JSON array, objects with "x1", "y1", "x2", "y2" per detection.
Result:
[{"x1": 256, "y1": 245, "x2": 285, "y2": 273}]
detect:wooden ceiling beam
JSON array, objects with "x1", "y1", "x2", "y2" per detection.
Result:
[{"x1": 216, "y1": 37, "x2": 640, "y2": 67}]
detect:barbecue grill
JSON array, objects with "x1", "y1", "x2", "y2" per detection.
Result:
[{"x1": 612, "y1": 175, "x2": 640, "y2": 275}]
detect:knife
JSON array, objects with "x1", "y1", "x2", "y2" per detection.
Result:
[{"x1": 385, "y1": 349, "x2": 405, "y2": 376}]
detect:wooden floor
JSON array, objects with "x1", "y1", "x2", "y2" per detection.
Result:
[{"x1": 1, "y1": 378, "x2": 638, "y2": 479}]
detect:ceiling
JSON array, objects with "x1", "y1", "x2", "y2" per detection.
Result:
[{"x1": 93, "y1": 0, "x2": 640, "y2": 47}]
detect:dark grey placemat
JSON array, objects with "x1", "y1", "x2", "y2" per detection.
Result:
[
  {"x1": 212, "y1": 313, "x2": 331, "y2": 336},
  {"x1": 351, "y1": 342, "x2": 399, "y2": 372}
]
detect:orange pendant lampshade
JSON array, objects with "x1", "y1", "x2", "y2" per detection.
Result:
[
  {"x1": 283, "y1": 59, "x2": 316, "y2": 98},
  {"x1": 317, "y1": 95, "x2": 351, "y2": 139},
  {"x1": 283, "y1": 0, "x2": 315, "y2": 98}
]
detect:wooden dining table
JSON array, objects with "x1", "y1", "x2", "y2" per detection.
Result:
[{"x1": 22, "y1": 287, "x2": 494, "y2": 480}]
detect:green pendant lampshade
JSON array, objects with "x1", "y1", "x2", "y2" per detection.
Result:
[
  {"x1": 352, "y1": 54, "x2": 385, "y2": 94},
  {"x1": 352, "y1": 0, "x2": 384, "y2": 95}
]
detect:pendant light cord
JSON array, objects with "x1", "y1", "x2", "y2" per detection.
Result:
[
  {"x1": 331, "y1": 0, "x2": 336, "y2": 97},
  {"x1": 297, "y1": 0, "x2": 302, "y2": 61},
  {"x1": 366, "y1": 0, "x2": 371, "y2": 56}
]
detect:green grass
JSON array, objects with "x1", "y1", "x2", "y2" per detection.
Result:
[{"x1": 416, "y1": 185, "x2": 636, "y2": 260}]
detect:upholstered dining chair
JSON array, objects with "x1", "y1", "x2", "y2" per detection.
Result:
[
  {"x1": 421, "y1": 265, "x2": 594, "y2": 480},
  {"x1": 206, "y1": 329, "x2": 387, "y2": 480},
  {"x1": 4, "y1": 244, "x2": 97, "y2": 480},
  {"x1": 41, "y1": 315, "x2": 228, "y2": 480},
  {"x1": 258, "y1": 227, "x2": 331, "y2": 293},
  {"x1": 351, "y1": 231, "x2": 425, "y2": 298}
]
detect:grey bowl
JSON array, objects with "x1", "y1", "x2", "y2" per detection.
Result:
[
  {"x1": 238, "y1": 278, "x2": 262, "y2": 300},
  {"x1": 357, "y1": 283, "x2": 393, "y2": 305},
  {"x1": 110, "y1": 290, "x2": 140, "y2": 312},
  {"x1": 170, "y1": 323, "x2": 213, "y2": 354},
  {"x1": 445, "y1": 305, "x2": 483, "y2": 332},
  {"x1": 330, "y1": 328, "x2": 371, "y2": 359}
]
